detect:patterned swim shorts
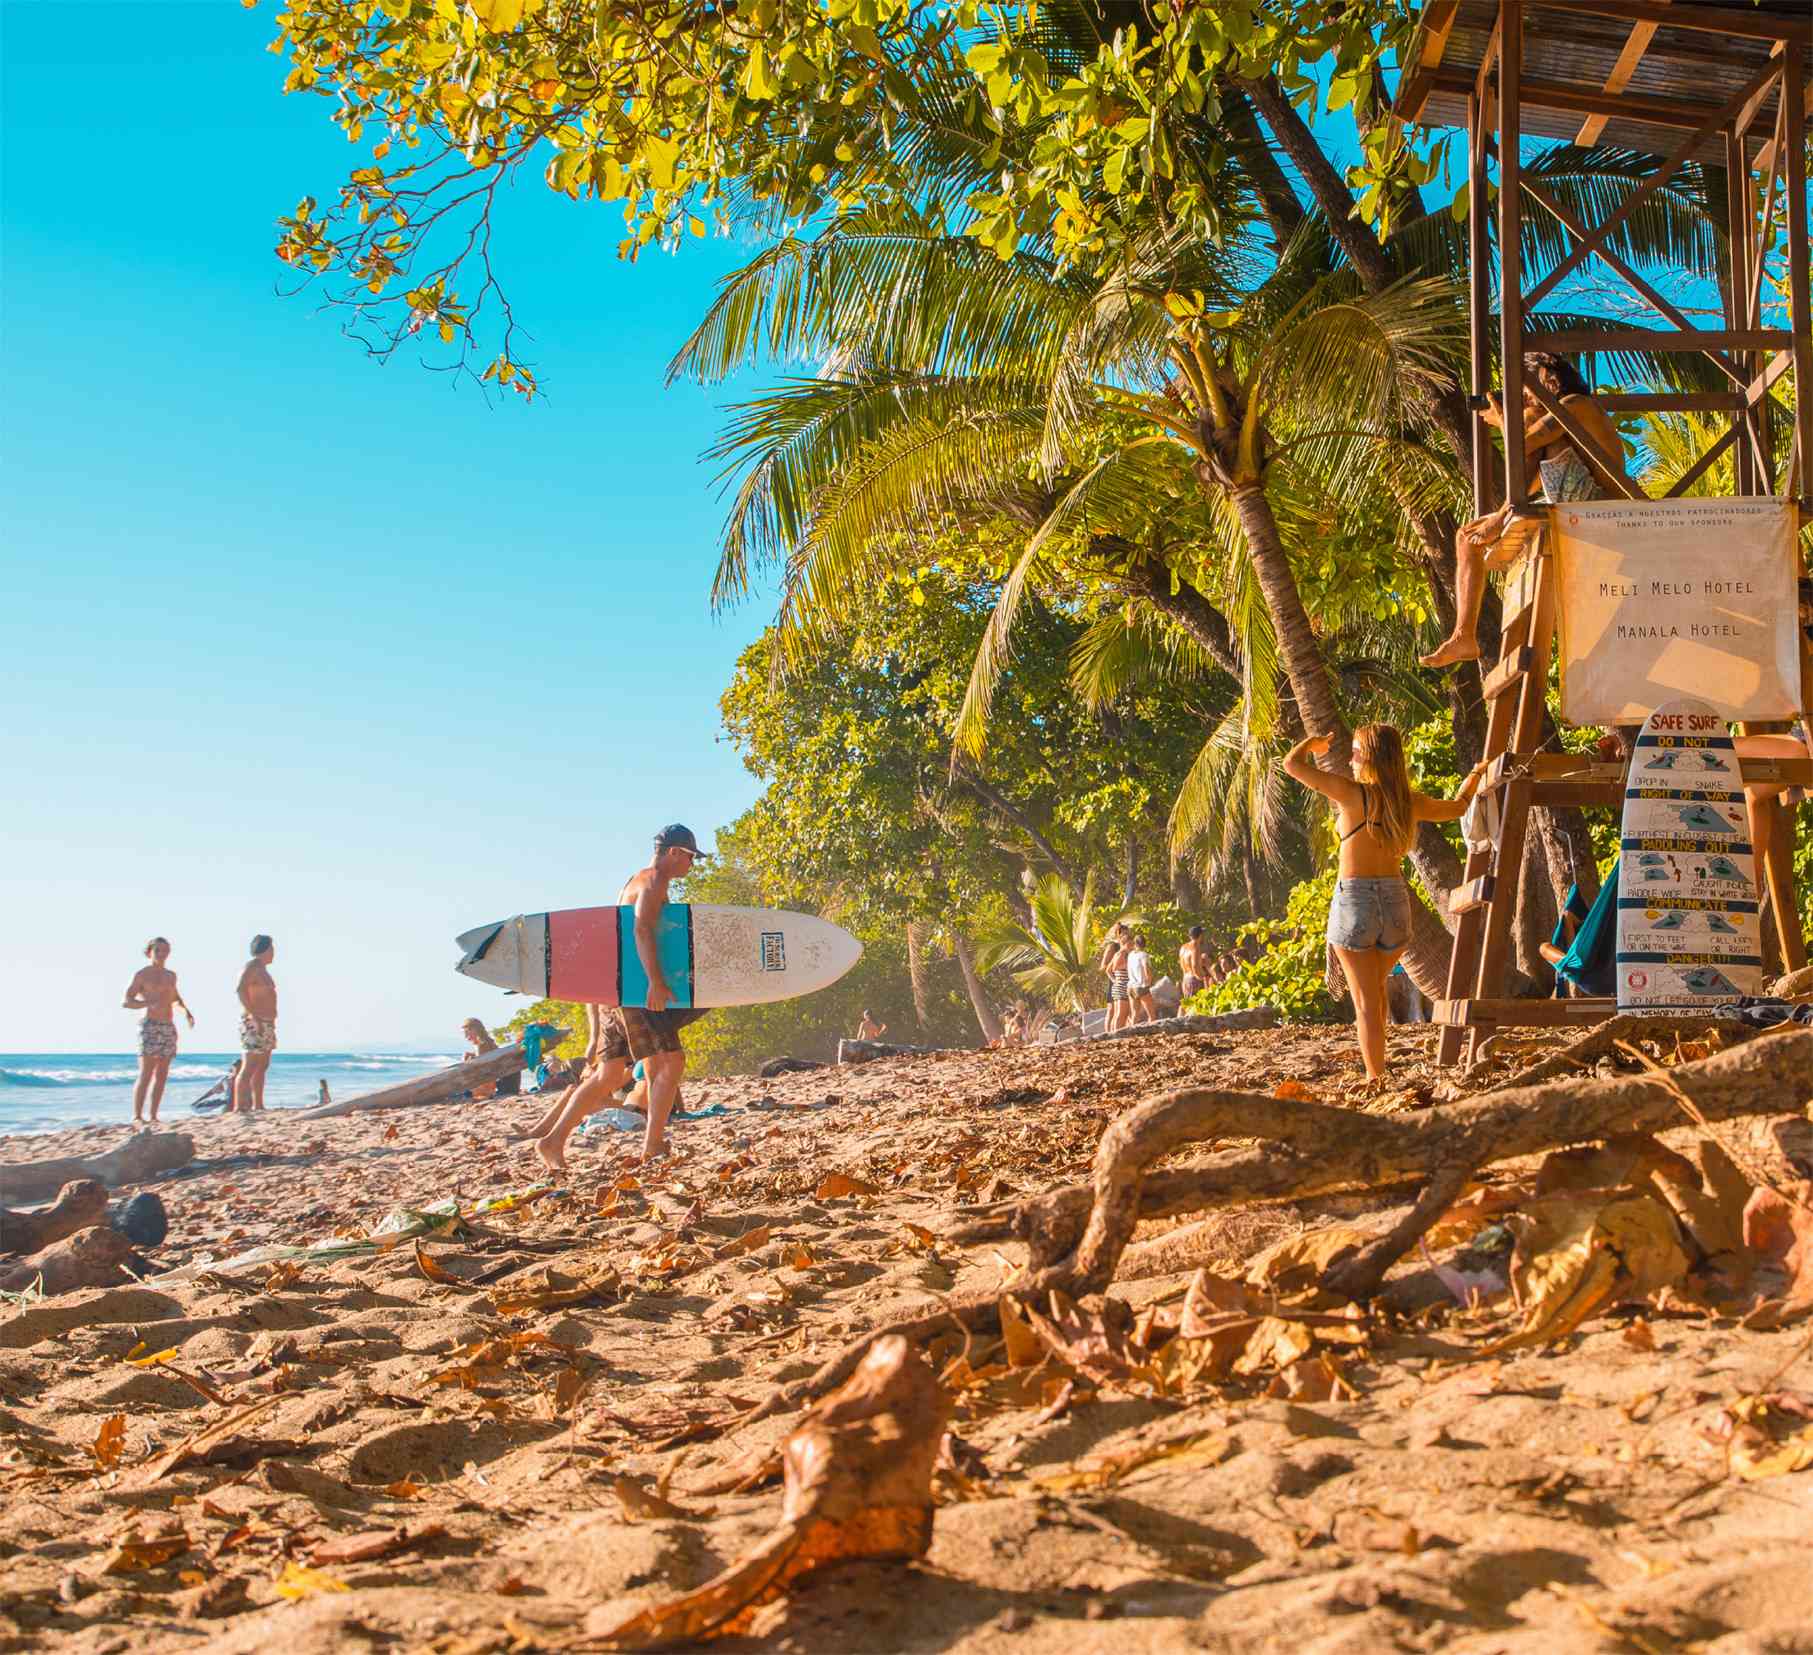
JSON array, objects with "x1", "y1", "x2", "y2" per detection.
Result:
[
  {"x1": 239, "y1": 1014, "x2": 278, "y2": 1055},
  {"x1": 139, "y1": 1018, "x2": 179, "y2": 1060},
  {"x1": 598, "y1": 1006, "x2": 708, "y2": 1063}
]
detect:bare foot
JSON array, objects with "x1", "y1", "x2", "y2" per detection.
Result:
[
  {"x1": 535, "y1": 1138, "x2": 567, "y2": 1174},
  {"x1": 1419, "y1": 635, "x2": 1481, "y2": 669}
]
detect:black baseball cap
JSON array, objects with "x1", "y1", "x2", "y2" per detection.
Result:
[{"x1": 654, "y1": 824, "x2": 709, "y2": 858}]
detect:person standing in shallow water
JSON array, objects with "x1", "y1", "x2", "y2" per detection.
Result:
[
  {"x1": 123, "y1": 937, "x2": 194, "y2": 1125},
  {"x1": 1282, "y1": 726, "x2": 1484, "y2": 1082},
  {"x1": 234, "y1": 935, "x2": 278, "y2": 1113}
]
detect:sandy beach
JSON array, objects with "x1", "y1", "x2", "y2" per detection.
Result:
[{"x1": 2, "y1": 1026, "x2": 1810, "y2": 1653}]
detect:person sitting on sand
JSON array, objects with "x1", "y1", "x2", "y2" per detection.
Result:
[
  {"x1": 234, "y1": 935, "x2": 278, "y2": 1113},
  {"x1": 123, "y1": 936, "x2": 195, "y2": 1126},
  {"x1": 1282, "y1": 725, "x2": 1485, "y2": 1082},
  {"x1": 1422, "y1": 351, "x2": 1630, "y2": 669},
  {"x1": 854, "y1": 1009, "x2": 887, "y2": 1042},
  {"x1": 192, "y1": 1059, "x2": 242, "y2": 1111},
  {"x1": 528, "y1": 826, "x2": 713, "y2": 1170}
]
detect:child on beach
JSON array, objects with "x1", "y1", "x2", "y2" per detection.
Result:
[{"x1": 1282, "y1": 725, "x2": 1484, "y2": 1081}]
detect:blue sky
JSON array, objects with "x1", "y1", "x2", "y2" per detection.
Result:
[{"x1": 1, "y1": 0, "x2": 770, "y2": 1050}]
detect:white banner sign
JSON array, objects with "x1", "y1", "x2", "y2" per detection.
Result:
[{"x1": 1555, "y1": 499, "x2": 1801, "y2": 726}]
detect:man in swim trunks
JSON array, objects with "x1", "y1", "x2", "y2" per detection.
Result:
[
  {"x1": 1178, "y1": 925, "x2": 1210, "y2": 998},
  {"x1": 531, "y1": 826, "x2": 712, "y2": 1171},
  {"x1": 123, "y1": 936, "x2": 194, "y2": 1125},
  {"x1": 235, "y1": 935, "x2": 278, "y2": 1113}
]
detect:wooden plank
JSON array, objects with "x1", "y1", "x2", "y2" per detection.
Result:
[
  {"x1": 1523, "y1": 59, "x2": 1785, "y2": 311},
  {"x1": 1468, "y1": 88, "x2": 1494, "y2": 517},
  {"x1": 1552, "y1": 1, "x2": 1809, "y2": 45},
  {"x1": 1503, "y1": 552, "x2": 1541, "y2": 619},
  {"x1": 1435, "y1": 996, "x2": 1618, "y2": 1029},
  {"x1": 1394, "y1": 0, "x2": 1462, "y2": 121},
  {"x1": 1448, "y1": 875, "x2": 1497, "y2": 917},
  {"x1": 1517, "y1": 753, "x2": 1813, "y2": 786},
  {"x1": 1538, "y1": 327, "x2": 1794, "y2": 354},
  {"x1": 1469, "y1": 775, "x2": 1537, "y2": 1062},
  {"x1": 1665, "y1": 421, "x2": 1740, "y2": 497},
  {"x1": 1575, "y1": 6, "x2": 1663, "y2": 145},
  {"x1": 1481, "y1": 645, "x2": 1535, "y2": 702},
  {"x1": 1727, "y1": 125, "x2": 1759, "y2": 497}
]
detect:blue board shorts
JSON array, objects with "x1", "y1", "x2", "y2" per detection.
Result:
[{"x1": 1327, "y1": 877, "x2": 1411, "y2": 952}]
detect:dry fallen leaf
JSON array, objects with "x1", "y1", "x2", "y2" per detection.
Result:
[
  {"x1": 608, "y1": 1476, "x2": 695, "y2": 1522},
  {"x1": 998, "y1": 1294, "x2": 1044, "y2": 1369},
  {"x1": 1485, "y1": 1188, "x2": 1690, "y2": 1355},
  {"x1": 101, "y1": 1529, "x2": 190, "y2": 1574},
  {"x1": 307, "y1": 1524, "x2": 444, "y2": 1567},
  {"x1": 1030, "y1": 1429, "x2": 1232, "y2": 1494},
  {"x1": 1272, "y1": 1080, "x2": 1317, "y2": 1103},
  {"x1": 815, "y1": 1172, "x2": 880, "y2": 1200},
  {"x1": 136, "y1": 1397, "x2": 284, "y2": 1486},
  {"x1": 126, "y1": 1346, "x2": 179, "y2": 1368},
  {"x1": 1720, "y1": 1392, "x2": 1813, "y2": 1481},
  {"x1": 273, "y1": 1562, "x2": 351, "y2": 1600},
  {"x1": 415, "y1": 1242, "x2": 460, "y2": 1285},
  {"x1": 715, "y1": 1226, "x2": 772, "y2": 1261},
  {"x1": 384, "y1": 1475, "x2": 431, "y2": 1500},
  {"x1": 590, "y1": 1335, "x2": 945, "y2": 1649},
  {"x1": 1742, "y1": 1181, "x2": 1813, "y2": 1321},
  {"x1": 91, "y1": 1413, "x2": 127, "y2": 1471}
]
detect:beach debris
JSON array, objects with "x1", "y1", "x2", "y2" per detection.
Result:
[
  {"x1": 1709, "y1": 1390, "x2": 1813, "y2": 1480},
  {"x1": 0, "y1": 1223, "x2": 136, "y2": 1296},
  {"x1": 0, "y1": 1177, "x2": 106, "y2": 1256},
  {"x1": 273, "y1": 1561, "x2": 351, "y2": 1600},
  {"x1": 1029, "y1": 1428, "x2": 1233, "y2": 1494},
  {"x1": 759, "y1": 1057, "x2": 825, "y2": 1077},
  {"x1": 0, "y1": 1131, "x2": 195, "y2": 1205},
  {"x1": 136, "y1": 1396, "x2": 284, "y2": 1485},
  {"x1": 590, "y1": 1335, "x2": 944, "y2": 1650},
  {"x1": 306, "y1": 1524, "x2": 447, "y2": 1567},
  {"x1": 90, "y1": 1414, "x2": 128, "y2": 1471}
]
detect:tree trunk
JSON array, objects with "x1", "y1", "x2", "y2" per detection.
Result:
[
  {"x1": 1513, "y1": 821, "x2": 1559, "y2": 990},
  {"x1": 959, "y1": 770, "x2": 1080, "y2": 891},
  {"x1": 1122, "y1": 838, "x2": 1138, "y2": 910},
  {"x1": 950, "y1": 932, "x2": 1001, "y2": 1044},
  {"x1": 905, "y1": 923, "x2": 930, "y2": 1028},
  {"x1": 0, "y1": 1133, "x2": 195, "y2": 1207}
]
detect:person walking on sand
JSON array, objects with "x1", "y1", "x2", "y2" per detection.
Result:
[
  {"x1": 123, "y1": 937, "x2": 194, "y2": 1125},
  {"x1": 234, "y1": 935, "x2": 278, "y2": 1113},
  {"x1": 529, "y1": 826, "x2": 712, "y2": 1171},
  {"x1": 1283, "y1": 727, "x2": 1484, "y2": 1082}
]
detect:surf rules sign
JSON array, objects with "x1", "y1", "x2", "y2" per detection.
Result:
[
  {"x1": 1615, "y1": 700, "x2": 1762, "y2": 1010},
  {"x1": 1556, "y1": 499, "x2": 1800, "y2": 726}
]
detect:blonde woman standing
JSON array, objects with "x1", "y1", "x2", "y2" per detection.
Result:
[{"x1": 1282, "y1": 725, "x2": 1484, "y2": 1080}]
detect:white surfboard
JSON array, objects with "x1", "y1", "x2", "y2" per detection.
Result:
[
  {"x1": 454, "y1": 903, "x2": 862, "y2": 1009},
  {"x1": 1615, "y1": 700, "x2": 1762, "y2": 1009}
]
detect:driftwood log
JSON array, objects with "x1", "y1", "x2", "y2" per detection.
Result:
[
  {"x1": 743, "y1": 1026, "x2": 1813, "y2": 1426},
  {"x1": 0, "y1": 1179, "x2": 107, "y2": 1256},
  {"x1": 836, "y1": 1040, "x2": 953, "y2": 1066},
  {"x1": 1085, "y1": 1007, "x2": 1279, "y2": 1042},
  {"x1": 0, "y1": 1224, "x2": 136, "y2": 1296},
  {"x1": 295, "y1": 1043, "x2": 527, "y2": 1119},
  {"x1": 0, "y1": 1133, "x2": 195, "y2": 1207}
]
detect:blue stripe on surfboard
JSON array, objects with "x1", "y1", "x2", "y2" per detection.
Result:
[{"x1": 617, "y1": 904, "x2": 694, "y2": 1008}]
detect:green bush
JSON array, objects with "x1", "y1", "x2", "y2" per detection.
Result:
[{"x1": 1185, "y1": 870, "x2": 1342, "y2": 1024}]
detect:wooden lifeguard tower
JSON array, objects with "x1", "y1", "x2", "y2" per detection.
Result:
[{"x1": 1393, "y1": 0, "x2": 1813, "y2": 1064}]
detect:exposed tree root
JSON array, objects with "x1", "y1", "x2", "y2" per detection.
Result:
[
  {"x1": 1485, "y1": 1013, "x2": 1753, "y2": 1091},
  {"x1": 746, "y1": 1030, "x2": 1813, "y2": 1424}
]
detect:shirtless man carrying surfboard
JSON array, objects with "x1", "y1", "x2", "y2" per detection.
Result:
[{"x1": 530, "y1": 826, "x2": 710, "y2": 1172}]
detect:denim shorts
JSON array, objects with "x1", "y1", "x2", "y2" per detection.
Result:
[{"x1": 1327, "y1": 877, "x2": 1411, "y2": 952}]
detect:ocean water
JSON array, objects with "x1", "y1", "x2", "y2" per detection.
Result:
[{"x1": 0, "y1": 1051, "x2": 461, "y2": 1136}]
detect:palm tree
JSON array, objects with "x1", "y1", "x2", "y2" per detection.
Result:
[{"x1": 976, "y1": 872, "x2": 1126, "y2": 1013}]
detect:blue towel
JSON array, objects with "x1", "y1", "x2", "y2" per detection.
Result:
[
  {"x1": 1553, "y1": 865, "x2": 1618, "y2": 997},
  {"x1": 521, "y1": 1022, "x2": 567, "y2": 1073}
]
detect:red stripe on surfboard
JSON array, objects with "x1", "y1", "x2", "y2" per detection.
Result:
[{"x1": 546, "y1": 908, "x2": 621, "y2": 1004}]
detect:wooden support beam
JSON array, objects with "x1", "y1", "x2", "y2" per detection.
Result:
[
  {"x1": 1468, "y1": 87, "x2": 1494, "y2": 518},
  {"x1": 1435, "y1": 995, "x2": 1618, "y2": 1030},
  {"x1": 1665, "y1": 423, "x2": 1741, "y2": 497},
  {"x1": 1575, "y1": 4, "x2": 1663, "y2": 146},
  {"x1": 1523, "y1": 59, "x2": 1784, "y2": 311},
  {"x1": 1448, "y1": 876, "x2": 1496, "y2": 918},
  {"x1": 1549, "y1": 1, "x2": 1809, "y2": 46},
  {"x1": 1537, "y1": 327, "x2": 1794, "y2": 353}
]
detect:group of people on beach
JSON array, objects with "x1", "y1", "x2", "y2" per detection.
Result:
[{"x1": 123, "y1": 935, "x2": 279, "y2": 1123}]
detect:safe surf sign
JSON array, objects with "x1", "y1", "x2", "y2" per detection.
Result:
[{"x1": 1556, "y1": 498, "x2": 1799, "y2": 726}]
